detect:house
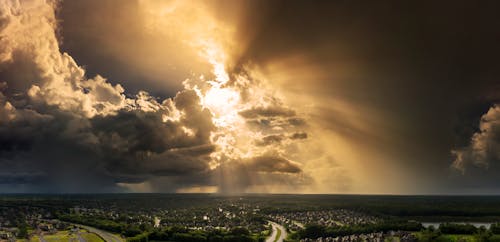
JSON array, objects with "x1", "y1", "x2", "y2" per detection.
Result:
[
  {"x1": 0, "y1": 231, "x2": 12, "y2": 240},
  {"x1": 39, "y1": 224, "x2": 53, "y2": 231}
]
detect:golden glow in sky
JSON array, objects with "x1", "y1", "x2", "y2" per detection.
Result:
[
  {"x1": 2, "y1": 0, "x2": 456, "y2": 194},
  {"x1": 117, "y1": 0, "x2": 409, "y2": 194}
]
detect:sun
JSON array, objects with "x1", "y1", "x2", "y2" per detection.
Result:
[
  {"x1": 204, "y1": 84, "x2": 239, "y2": 113},
  {"x1": 202, "y1": 82, "x2": 240, "y2": 128}
]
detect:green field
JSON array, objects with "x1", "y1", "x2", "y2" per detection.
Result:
[
  {"x1": 384, "y1": 236, "x2": 401, "y2": 242},
  {"x1": 413, "y1": 232, "x2": 478, "y2": 242},
  {"x1": 43, "y1": 231, "x2": 76, "y2": 242},
  {"x1": 81, "y1": 232, "x2": 105, "y2": 242},
  {"x1": 273, "y1": 228, "x2": 281, "y2": 242},
  {"x1": 27, "y1": 236, "x2": 41, "y2": 242},
  {"x1": 22, "y1": 230, "x2": 104, "y2": 242}
]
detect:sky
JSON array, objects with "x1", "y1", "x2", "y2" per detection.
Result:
[{"x1": 0, "y1": 0, "x2": 499, "y2": 194}]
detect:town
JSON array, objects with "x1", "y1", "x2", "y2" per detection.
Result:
[{"x1": 2, "y1": 194, "x2": 500, "y2": 241}]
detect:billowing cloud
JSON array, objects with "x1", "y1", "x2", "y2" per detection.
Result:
[
  {"x1": 452, "y1": 104, "x2": 500, "y2": 172},
  {"x1": 0, "y1": 0, "x2": 217, "y2": 191},
  {"x1": 0, "y1": 0, "x2": 318, "y2": 193},
  {"x1": 3, "y1": 0, "x2": 495, "y2": 195}
]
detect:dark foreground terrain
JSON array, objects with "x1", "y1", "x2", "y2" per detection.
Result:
[{"x1": 2, "y1": 194, "x2": 500, "y2": 242}]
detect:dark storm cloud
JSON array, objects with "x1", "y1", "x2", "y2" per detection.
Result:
[
  {"x1": 0, "y1": 172, "x2": 46, "y2": 184},
  {"x1": 88, "y1": 96, "x2": 216, "y2": 181},
  {"x1": 231, "y1": 0, "x2": 500, "y2": 193},
  {"x1": 452, "y1": 105, "x2": 500, "y2": 173},
  {"x1": 0, "y1": 0, "x2": 312, "y2": 193},
  {"x1": 215, "y1": 155, "x2": 310, "y2": 194},
  {"x1": 290, "y1": 132, "x2": 307, "y2": 140},
  {"x1": 137, "y1": 154, "x2": 307, "y2": 193},
  {"x1": 2, "y1": 0, "x2": 500, "y2": 194},
  {"x1": 240, "y1": 106, "x2": 307, "y2": 134},
  {"x1": 245, "y1": 117, "x2": 307, "y2": 133},
  {"x1": 90, "y1": 90, "x2": 214, "y2": 155},
  {"x1": 254, "y1": 132, "x2": 307, "y2": 146},
  {"x1": 246, "y1": 155, "x2": 301, "y2": 174},
  {"x1": 0, "y1": 0, "x2": 216, "y2": 191},
  {"x1": 0, "y1": 90, "x2": 217, "y2": 191},
  {"x1": 239, "y1": 106, "x2": 295, "y2": 119},
  {"x1": 254, "y1": 134, "x2": 284, "y2": 146}
]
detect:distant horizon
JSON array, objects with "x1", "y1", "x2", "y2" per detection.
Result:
[{"x1": 3, "y1": 192, "x2": 500, "y2": 197}]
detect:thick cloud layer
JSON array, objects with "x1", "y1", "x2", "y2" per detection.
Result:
[
  {"x1": 0, "y1": 0, "x2": 215, "y2": 191},
  {"x1": 0, "y1": 0, "x2": 311, "y2": 193},
  {"x1": 4, "y1": 0, "x2": 499, "y2": 194}
]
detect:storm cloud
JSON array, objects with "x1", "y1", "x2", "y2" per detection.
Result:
[
  {"x1": 452, "y1": 104, "x2": 500, "y2": 172},
  {"x1": 2, "y1": 0, "x2": 500, "y2": 194},
  {"x1": 0, "y1": 0, "x2": 215, "y2": 191},
  {"x1": 0, "y1": 0, "x2": 312, "y2": 193}
]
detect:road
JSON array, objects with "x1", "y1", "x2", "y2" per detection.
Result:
[
  {"x1": 73, "y1": 224, "x2": 124, "y2": 242},
  {"x1": 292, "y1": 220, "x2": 305, "y2": 229},
  {"x1": 39, "y1": 234, "x2": 47, "y2": 242},
  {"x1": 76, "y1": 230, "x2": 86, "y2": 242},
  {"x1": 266, "y1": 222, "x2": 288, "y2": 242}
]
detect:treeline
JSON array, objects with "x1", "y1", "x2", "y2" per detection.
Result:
[
  {"x1": 261, "y1": 195, "x2": 500, "y2": 219},
  {"x1": 434, "y1": 223, "x2": 500, "y2": 235},
  {"x1": 127, "y1": 226, "x2": 265, "y2": 242},
  {"x1": 438, "y1": 223, "x2": 480, "y2": 234},
  {"x1": 59, "y1": 214, "x2": 146, "y2": 237},
  {"x1": 417, "y1": 225, "x2": 500, "y2": 242},
  {"x1": 297, "y1": 221, "x2": 423, "y2": 239},
  {"x1": 59, "y1": 214, "x2": 265, "y2": 242}
]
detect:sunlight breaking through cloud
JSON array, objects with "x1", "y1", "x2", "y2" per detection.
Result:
[{"x1": 0, "y1": 0, "x2": 325, "y2": 193}]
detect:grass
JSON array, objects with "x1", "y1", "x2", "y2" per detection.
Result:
[
  {"x1": 437, "y1": 234, "x2": 476, "y2": 242},
  {"x1": 273, "y1": 227, "x2": 282, "y2": 242},
  {"x1": 20, "y1": 230, "x2": 104, "y2": 242},
  {"x1": 28, "y1": 236, "x2": 41, "y2": 242},
  {"x1": 81, "y1": 232, "x2": 105, "y2": 242},
  {"x1": 44, "y1": 231, "x2": 77, "y2": 242},
  {"x1": 384, "y1": 236, "x2": 401, "y2": 242},
  {"x1": 413, "y1": 232, "x2": 478, "y2": 242}
]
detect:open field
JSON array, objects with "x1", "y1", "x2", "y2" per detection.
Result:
[
  {"x1": 43, "y1": 231, "x2": 76, "y2": 242},
  {"x1": 80, "y1": 232, "x2": 105, "y2": 242}
]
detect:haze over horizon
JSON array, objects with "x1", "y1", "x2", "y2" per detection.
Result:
[{"x1": 0, "y1": 0, "x2": 499, "y2": 194}]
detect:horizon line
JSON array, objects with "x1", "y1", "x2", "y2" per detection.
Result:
[{"x1": 1, "y1": 192, "x2": 500, "y2": 196}]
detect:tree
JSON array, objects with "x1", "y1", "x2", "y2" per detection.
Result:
[
  {"x1": 418, "y1": 228, "x2": 441, "y2": 242},
  {"x1": 230, "y1": 227, "x2": 250, "y2": 236},
  {"x1": 16, "y1": 219, "x2": 29, "y2": 239},
  {"x1": 301, "y1": 224, "x2": 326, "y2": 239}
]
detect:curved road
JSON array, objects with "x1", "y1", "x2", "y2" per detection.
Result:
[
  {"x1": 76, "y1": 231, "x2": 86, "y2": 242},
  {"x1": 39, "y1": 234, "x2": 47, "y2": 242},
  {"x1": 266, "y1": 222, "x2": 288, "y2": 242},
  {"x1": 73, "y1": 224, "x2": 124, "y2": 242}
]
